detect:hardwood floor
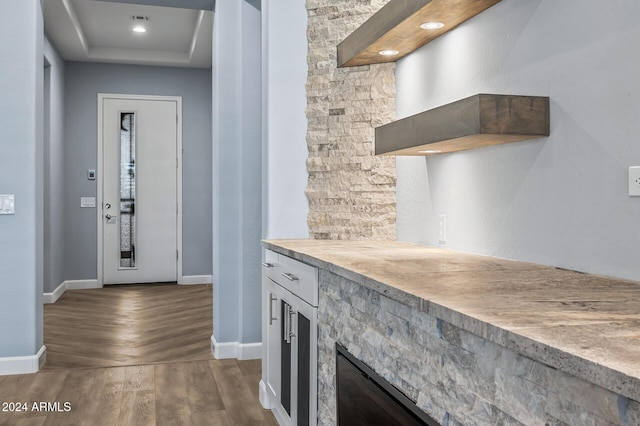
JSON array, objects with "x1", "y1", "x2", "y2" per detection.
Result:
[
  {"x1": 0, "y1": 284, "x2": 276, "y2": 425},
  {"x1": 0, "y1": 360, "x2": 276, "y2": 426},
  {"x1": 44, "y1": 284, "x2": 214, "y2": 369}
]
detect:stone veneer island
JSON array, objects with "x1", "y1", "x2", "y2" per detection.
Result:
[{"x1": 264, "y1": 239, "x2": 640, "y2": 426}]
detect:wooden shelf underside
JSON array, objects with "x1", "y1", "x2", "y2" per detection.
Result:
[
  {"x1": 375, "y1": 94, "x2": 550, "y2": 156},
  {"x1": 337, "y1": 0, "x2": 501, "y2": 68}
]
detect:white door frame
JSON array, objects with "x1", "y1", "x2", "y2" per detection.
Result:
[{"x1": 97, "y1": 93, "x2": 183, "y2": 287}]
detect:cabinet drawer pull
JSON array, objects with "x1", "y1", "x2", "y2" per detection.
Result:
[
  {"x1": 281, "y1": 272, "x2": 299, "y2": 281},
  {"x1": 284, "y1": 303, "x2": 291, "y2": 344},
  {"x1": 262, "y1": 262, "x2": 274, "y2": 268},
  {"x1": 289, "y1": 308, "x2": 296, "y2": 340},
  {"x1": 269, "y1": 294, "x2": 277, "y2": 325}
]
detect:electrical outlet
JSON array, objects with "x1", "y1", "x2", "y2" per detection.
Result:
[
  {"x1": 630, "y1": 166, "x2": 640, "y2": 196},
  {"x1": 438, "y1": 214, "x2": 446, "y2": 244}
]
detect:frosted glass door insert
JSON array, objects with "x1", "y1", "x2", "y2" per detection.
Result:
[{"x1": 120, "y1": 112, "x2": 136, "y2": 268}]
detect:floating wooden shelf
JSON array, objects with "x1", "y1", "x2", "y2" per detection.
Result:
[
  {"x1": 375, "y1": 94, "x2": 550, "y2": 156},
  {"x1": 337, "y1": 0, "x2": 501, "y2": 68}
]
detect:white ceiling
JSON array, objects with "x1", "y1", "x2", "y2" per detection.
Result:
[{"x1": 44, "y1": 0, "x2": 212, "y2": 68}]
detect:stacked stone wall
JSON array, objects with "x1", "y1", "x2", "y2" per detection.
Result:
[
  {"x1": 317, "y1": 269, "x2": 640, "y2": 425},
  {"x1": 306, "y1": 0, "x2": 396, "y2": 240}
]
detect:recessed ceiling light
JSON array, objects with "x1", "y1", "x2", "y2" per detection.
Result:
[
  {"x1": 418, "y1": 150, "x2": 442, "y2": 154},
  {"x1": 378, "y1": 49, "x2": 399, "y2": 56},
  {"x1": 132, "y1": 15, "x2": 149, "y2": 34},
  {"x1": 420, "y1": 22, "x2": 445, "y2": 30}
]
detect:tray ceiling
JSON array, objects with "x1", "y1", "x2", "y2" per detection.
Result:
[{"x1": 44, "y1": 0, "x2": 212, "y2": 68}]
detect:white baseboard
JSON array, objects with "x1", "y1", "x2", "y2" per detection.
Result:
[
  {"x1": 0, "y1": 345, "x2": 46, "y2": 375},
  {"x1": 43, "y1": 281, "x2": 66, "y2": 304},
  {"x1": 65, "y1": 279, "x2": 99, "y2": 290},
  {"x1": 181, "y1": 275, "x2": 213, "y2": 285},
  {"x1": 259, "y1": 380, "x2": 271, "y2": 409},
  {"x1": 43, "y1": 279, "x2": 100, "y2": 304},
  {"x1": 238, "y1": 342, "x2": 262, "y2": 360},
  {"x1": 210, "y1": 334, "x2": 262, "y2": 360}
]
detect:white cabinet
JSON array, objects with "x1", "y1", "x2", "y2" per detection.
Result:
[
  {"x1": 263, "y1": 272, "x2": 281, "y2": 407},
  {"x1": 260, "y1": 250, "x2": 318, "y2": 426}
]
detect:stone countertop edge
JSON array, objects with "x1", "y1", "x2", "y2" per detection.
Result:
[{"x1": 262, "y1": 240, "x2": 640, "y2": 403}]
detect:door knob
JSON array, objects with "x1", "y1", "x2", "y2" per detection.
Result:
[
  {"x1": 105, "y1": 214, "x2": 113, "y2": 220},
  {"x1": 105, "y1": 203, "x2": 111, "y2": 209}
]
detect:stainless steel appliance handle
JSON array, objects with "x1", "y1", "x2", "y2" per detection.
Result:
[{"x1": 262, "y1": 262, "x2": 274, "y2": 268}]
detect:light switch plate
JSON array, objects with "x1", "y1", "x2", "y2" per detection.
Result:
[
  {"x1": 629, "y1": 166, "x2": 640, "y2": 196},
  {"x1": 81, "y1": 197, "x2": 96, "y2": 208},
  {"x1": 0, "y1": 194, "x2": 15, "y2": 215}
]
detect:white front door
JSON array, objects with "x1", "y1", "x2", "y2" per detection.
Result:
[{"x1": 100, "y1": 96, "x2": 179, "y2": 284}]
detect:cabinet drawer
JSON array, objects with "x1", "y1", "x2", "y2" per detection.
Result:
[
  {"x1": 263, "y1": 249, "x2": 281, "y2": 282},
  {"x1": 265, "y1": 250, "x2": 318, "y2": 307},
  {"x1": 277, "y1": 253, "x2": 318, "y2": 307}
]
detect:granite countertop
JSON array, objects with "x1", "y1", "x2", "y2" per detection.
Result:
[{"x1": 263, "y1": 239, "x2": 640, "y2": 402}]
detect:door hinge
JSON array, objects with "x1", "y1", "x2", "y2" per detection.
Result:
[
  {"x1": 177, "y1": 250, "x2": 179, "y2": 260},
  {"x1": 176, "y1": 203, "x2": 178, "y2": 214}
]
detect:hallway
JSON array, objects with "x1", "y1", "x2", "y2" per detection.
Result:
[
  {"x1": 0, "y1": 285, "x2": 276, "y2": 425},
  {"x1": 44, "y1": 284, "x2": 213, "y2": 369}
]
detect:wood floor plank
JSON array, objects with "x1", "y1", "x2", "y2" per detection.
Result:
[
  {"x1": 209, "y1": 360, "x2": 267, "y2": 425},
  {"x1": 154, "y1": 363, "x2": 192, "y2": 426},
  {"x1": 238, "y1": 359, "x2": 262, "y2": 376},
  {"x1": 244, "y1": 373, "x2": 263, "y2": 400},
  {"x1": 0, "y1": 411, "x2": 13, "y2": 426},
  {"x1": 191, "y1": 410, "x2": 232, "y2": 426},
  {"x1": 98, "y1": 366, "x2": 127, "y2": 383},
  {"x1": 79, "y1": 367, "x2": 126, "y2": 426},
  {"x1": 124, "y1": 365, "x2": 154, "y2": 392},
  {"x1": 42, "y1": 369, "x2": 97, "y2": 426},
  {"x1": 189, "y1": 411, "x2": 231, "y2": 426},
  {"x1": 118, "y1": 390, "x2": 155, "y2": 426},
  {"x1": 4, "y1": 416, "x2": 48, "y2": 426},
  {"x1": 118, "y1": 365, "x2": 157, "y2": 425},
  {"x1": 0, "y1": 374, "x2": 37, "y2": 399},
  {"x1": 0, "y1": 373, "x2": 36, "y2": 425},
  {"x1": 183, "y1": 361, "x2": 225, "y2": 414},
  {"x1": 43, "y1": 351, "x2": 128, "y2": 371},
  {"x1": 183, "y1": 361, "x2": 228, "y2": 425},
  {"x1": 11, "y1": 371, "x2": 68, "y2": 419}
]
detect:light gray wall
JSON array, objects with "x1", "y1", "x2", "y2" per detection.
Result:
[
  {"x1": 212, "y1": 0, "x2": 262, "y2": 344},
  {"x1": 43, "y1": 37, "x2": 65, "y2": 294},
  {"x1": 396, "y1": 0, "x2": 640, "y2": 281},
  {"x1": 261, "y1": 0, "x2": 309, "y2": 240},
  {"x1": 64, "y1": 62, "x2": 212, "y2": 280},
  {"x1": 0, "y1": 0, "x2": 44, "y2": 357}
]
